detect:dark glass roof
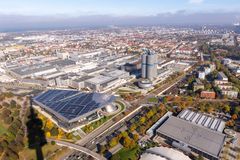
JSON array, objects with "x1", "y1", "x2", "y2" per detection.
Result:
[{"x1": 34, "y1": 90, "x2": 115, "y2": 121}]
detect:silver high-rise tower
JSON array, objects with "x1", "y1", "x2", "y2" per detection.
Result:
[{"x1": 141, "y1": 49, "x2": 157, "y2": 80}]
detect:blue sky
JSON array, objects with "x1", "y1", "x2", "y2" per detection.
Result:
[{"x1": 0, "y1": 0, "x2": 240, "y2": 16}]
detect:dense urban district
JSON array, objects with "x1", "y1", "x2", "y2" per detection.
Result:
[{"x1": 0, "y1": 26, "x2": 240, "y2": 160}]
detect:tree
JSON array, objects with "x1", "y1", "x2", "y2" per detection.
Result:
[
  {"x1": 123, "y1": 136, "x2": 132, "y2": 148},
  {"x1": 129, "y1": 139, "x2": 136, "y2": 148},
  {"x1": 45, "y1": 120, "x2": 54, "y2": 130},
  {"x1": 140, "y1": 117, "x2": 146, "y2": 124},
  {"x1": 4, "y1": 148, "x2": 19, "y2": 160},
  {"x1": 146, "y1": 110, "x2": 154, "y2": 119},
  {"x1": 51, "y1": 141, "x2": 56, "y2": 145},
  {"x1": 121, "y1": 131, "x2": 128, "y2": 137},
  {"x1": 1, "y1": 140, "x2": 9, "y2": 148},
  {"x1": 139, "y1": 125, "x2": 146, "y2": 135},
  {"x1": 10, "y1": 100, "x2": 17, "y2": 108},
  {"x1": 50, "y1": 127, "x2": 59, "y2": 137},
  {"x1": 233, "y1": 107, "x2": 240, "y2": 115},
  {"x1": 0, "y1": 145, "x2": 3, "y2": 154},
  {"x1": 162, "y1": 97, "x2": 168, "y2": 104},
  {"x1": 206, "y1": 106, "x2": 214, "y2": 113},
  {"x1": 2, "y1": 102, "x2": 10, "y2": 108},
  {"x1": 226, "y1": 120, "x2": 234, "y2": 127},
  {"x1": 199, "y1": 103, "x2": 205, "y2": 112},
  {"x1": 109, "y1": 137, "x2": 118, "y2": 148},
  {"x1": 133, "y1": 134, "x2": 139, "y2": 142},
  {"x1": 231, "y1": 114, "x2": 238, "y2": 120},
  {"x1": 12, "y1": 110, "x2": 20, "y2": 117},
  {"x1": 4, "y1": 116, "x2": 13, "y2": 125},
  {"x1": 205, "y1": 83, "x2": 212, "y2": 90},
  {"x1": 2, "y1": 108, "x2": 11, "y2": 116},
  {"x1": 223, "y1": 105, "x2": 231, "y2": 113},
  {"x1": 158, "y1": 104, "x2": 165, "y2": 112},
  {"x1": 129, "y1": 123, "x2": 137, "y2": 132}
]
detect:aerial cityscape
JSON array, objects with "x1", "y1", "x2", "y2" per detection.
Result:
[{"x1": 0, "y1": 0, "x2": 240, "y2": 160}]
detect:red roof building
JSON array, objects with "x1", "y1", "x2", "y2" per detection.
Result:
[{"x1": 200, "y1": 91, "x2": 216, "y2": 99}]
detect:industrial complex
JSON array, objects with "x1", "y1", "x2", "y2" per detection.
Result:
[{"x1": 1, "y1": 25, "x2": 239, "y2": 160}]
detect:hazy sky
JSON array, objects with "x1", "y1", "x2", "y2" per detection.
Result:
[
  {"x1": 0, "y1": 0, "x2": 240, "y2": 16},
  {"x1": 0, "y1": 0, "x2": 240, "y2": 31}
]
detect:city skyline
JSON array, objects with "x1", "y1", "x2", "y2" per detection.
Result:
[{"x1": 0, "y1": 0, "x2": 240, "y2": 16}]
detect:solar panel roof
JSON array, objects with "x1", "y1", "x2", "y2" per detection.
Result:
[{"x1": 34, "y1": 90, "x2": 115, "y2": 121}]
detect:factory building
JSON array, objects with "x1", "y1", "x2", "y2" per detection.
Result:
[
  {"x1": 84, "y1": 69, "x2": 131, "y2": 92},
  {"x1": 71, "y1": 76, "x2": 94, "y2": 90},
  {"x1": 9, "y1": 64, "x2": 58, "y2": 79},
  {"x1": 8, "y1": 59, "x2": 76, "y2": 79},
  {"x1": 85, "y1": 75, "x2": 119, "y2": 92},
  {"x1": 141, "y1": 50, "x2": 158, "y2": 80}
]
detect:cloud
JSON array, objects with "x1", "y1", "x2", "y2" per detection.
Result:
[{"x1": 189, "y1": 0, "x2": 204, "y2": 4}]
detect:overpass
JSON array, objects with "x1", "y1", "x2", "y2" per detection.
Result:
[{"x1": 51, "y1": 139, "x2": 106, "y2": 160}]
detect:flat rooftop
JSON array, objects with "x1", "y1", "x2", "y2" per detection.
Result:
[
  {"x1": 73, "y1": 76, "x2": 94, "y2": 82},
  {"x1": 86, "y1": 75, "x2": 115, "y2": 85},
  {"x1": 102, "y1": 69, "x2": 128, "y2": 78},
  {"x1": 34, "y1": 90, "x2": 115, "y2": 122},
  {"x1": 49, "y1": 59, "x2": 76, "y2": 67},
  {"x1": 218, "y1": 72, "x2": 228, "y2": 79},
  {"x1": 11, "y1": 63, "x2": 55, "y2": 76},
  {"x1": 156, "y1": 116, "x2": 225, "y2": 158}
]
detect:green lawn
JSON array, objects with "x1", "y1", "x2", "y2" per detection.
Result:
[{"x1": 114, "y1": 145, "x2": 140, "y2": 160}]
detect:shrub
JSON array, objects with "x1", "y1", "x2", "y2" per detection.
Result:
[{"x1": 51, "y1": 141, "x2": 56, "y2": 145}]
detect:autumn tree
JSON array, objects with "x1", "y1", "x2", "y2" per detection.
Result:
[
  {"x1": 140, "y1": 117, "x2": 146, "y2": 124},
  {"x1": 129, "y1": 123, "x2": 137, "y2": 132},
  {"x1": 109, "y1": 137, "x2": 118, "y2": 148},
  {"x1": 133, "y1": 134, "x2": 139, "y2": 141},
  {"x1": 121, "y1": 131, "x2": 128, "y2": 137},
  {"x1": 231, "y1": 114, "x2": 238, "y2": 120},
  {"x1": 226, "y1": 120, "x2": 234, "y2": 127},
  {"x1": 123, "y1": 136, "x2": 135, "y2": 149}
]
